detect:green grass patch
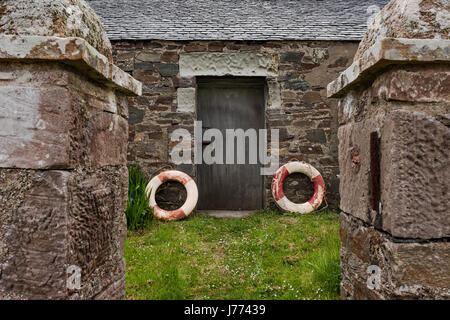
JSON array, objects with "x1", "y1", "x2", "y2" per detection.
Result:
[{"x1": 125, "y1": 210, "x2": 341, "y2": 300}]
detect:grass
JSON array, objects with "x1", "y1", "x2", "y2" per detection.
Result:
[{"x1": 124, "y1": 209, "x2": 341, "y2": 300}]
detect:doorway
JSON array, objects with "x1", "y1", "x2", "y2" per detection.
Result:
[{"x1": 196, "y1": 77, "x2": 266, "y2": 210}]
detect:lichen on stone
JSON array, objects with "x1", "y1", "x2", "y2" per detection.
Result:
[
  {"x1": 0, "y1": 0, "x2": 112, "y2": 61},
  {"x1": 355, "y1": 0, "x2": 450, "y2": 61}
]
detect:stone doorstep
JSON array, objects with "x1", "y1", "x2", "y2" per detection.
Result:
[{"x1": 200, "y1": 210, "x2": 256, "y2": 218}]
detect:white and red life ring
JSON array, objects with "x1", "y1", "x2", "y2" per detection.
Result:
[
  {"x1": 271, "y1": 162, "x2": 325, "y2": 214},
  {"x1": 145, "y1": 170, "x2": 198, "y2": 221}
]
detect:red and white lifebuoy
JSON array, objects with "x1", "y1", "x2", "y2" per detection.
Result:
[
  {"x1": 145, "y1": 170, "x2": 198, "y2": 221},
  {"x1": 271, "y1": 161, "x2": 325, "y2": 214}
]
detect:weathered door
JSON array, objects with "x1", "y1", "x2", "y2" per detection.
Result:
[{"x1": 197, "y1": 77, "x2": 265, "y2": 210}]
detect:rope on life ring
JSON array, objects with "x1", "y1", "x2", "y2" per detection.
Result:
[
  {"x1": 271, "y1": 161, "x2": 326, "y2": 214},
  {"x1": 145, "y1": 170, "x2": 198, "y2": 221}
]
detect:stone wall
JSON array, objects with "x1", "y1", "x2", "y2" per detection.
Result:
[
  {"x1": 112, "y1": 40, "x2": 359, "y2": 209},
  {"x1": 328, "y1": 0, "x2": 450, "y2": 300},
  {"x1": 0, "y1": 0, "x2": 141, "y2": 300}
]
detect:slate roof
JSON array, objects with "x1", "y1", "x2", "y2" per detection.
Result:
[{"x1": 88, "y1": 0, "x2": 390, "y2": 41}]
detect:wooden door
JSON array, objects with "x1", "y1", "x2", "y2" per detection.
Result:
[{"x1": 197, "y1": 77, "x2": 265, "y2": 210}]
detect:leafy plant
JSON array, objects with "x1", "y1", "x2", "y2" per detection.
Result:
[{"x1": 126, "y1": 164, "x2": 153, "y2": 230}]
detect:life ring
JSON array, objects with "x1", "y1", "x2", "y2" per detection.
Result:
[
  {"x1": 145, "y1": 170, "x2": 198, "y2": 221},
  {"x1": 271, "y1": 162, "x2": 325, "y2": 214}
]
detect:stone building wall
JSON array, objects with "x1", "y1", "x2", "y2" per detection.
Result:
[{"x1": 112, "y1": 40, "x2": 359, "y2": 209}]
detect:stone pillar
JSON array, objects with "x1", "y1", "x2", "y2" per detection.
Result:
[
  {"x1": 328, "y1": 0, "x2": 449, "y2": 299},
  {"x1": 0, "y1": 0, "x2": 141, "y2": 299}
]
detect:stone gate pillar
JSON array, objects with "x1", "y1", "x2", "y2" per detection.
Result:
[
  {"x1": 0, "y1": 1, "x2": 141, "y2": 299},
  {"x1": 328, "y1": 0, "x2": 449, "y2": 299}
]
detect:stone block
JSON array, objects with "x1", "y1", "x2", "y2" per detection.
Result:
[
  {"x1": 0, "y1": 0, "x2": 113, "y2": 62},
  {"x1": 0, "y1": 166, "x2": 128, "y2": 300},
  {"x1": 338, "y1": 117, "x2": 383, "y2": 225},
  {"x1": 340, "y1": 212, "x2": 450, "y2": 300},
  {"x1": 161, "y1": 51, "x2": 179, "y2": 63},
  {"x1": 184, "y1": 43, "x2": 208, "y2": 52},
  {"x1": 337, "y1": 89, "x2": 371, "y2": 125},
  {"x1": 266, "y1": 78, "x2": 282, "y2": 109},
  {"x1": 303, "y1": 91, "x2": 323, "y2": 104},
  {"x1": 177, "y1": 88, "x2": 196, "y2": 113},
  {"x1": 173, "y1": 76, "x2": 196, "y2": 88},
  {"x1": 67, "y1": 166, "x2": 128, "y2": 299},
  {"x1": 134, "y1": 61, "x2": 156, "y2": 71},
  {"x1": 0, "y1": 85, "x2": 72, "y2": 169},
  {"x1": 87, "y1": 113, "x2": 128, "y2": 168},
  {"x1": 284, "y1": 80, "x2": 308, "y2": 91},
  {"x1": 128, "y1": 105, "x2": 145, "y2": 125},
  {"x1": 0, "y1": 65, "x2": 130, "y2": 170},
  {"x1": 179, "y1": 53, "x2": 278, "y2": 77},
  {"x1": 380, "y1": 110, "x2": 450, "y2": 239},
  {"x1": 0, "y1": 170, "x2": 70, "y2": 299},
  {"x1": 154, "y1": 63, "x2": 179, "y2": 77},
  {"x1": 372, "y1": 66, "x2": 450, "y2": 103},
  {"x1": 338, "y1": 110, "x2": 450, "y2": 239},
  {"x1": 156, "y1": 95, "x2": 174, "y2": 105},
  {"x1": 305, "y1": 129, "x2": 327, "y2": 143},
  {"x1": 328, "y1": 56, "x2": 349, "y2": 68},
  {"x1": 207, "y1": 42, "x2": 225, "y2": 52},
  {"x1": 280, "y1": 52, "x2": 305, "y2": 63},
  {"x1": 135, "y1": 52, "x2": 161, "y2": 62}
]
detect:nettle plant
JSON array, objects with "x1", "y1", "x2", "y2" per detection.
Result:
[{"x1": 126, "y1": 164, "x2": 153, "y2": 230}]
